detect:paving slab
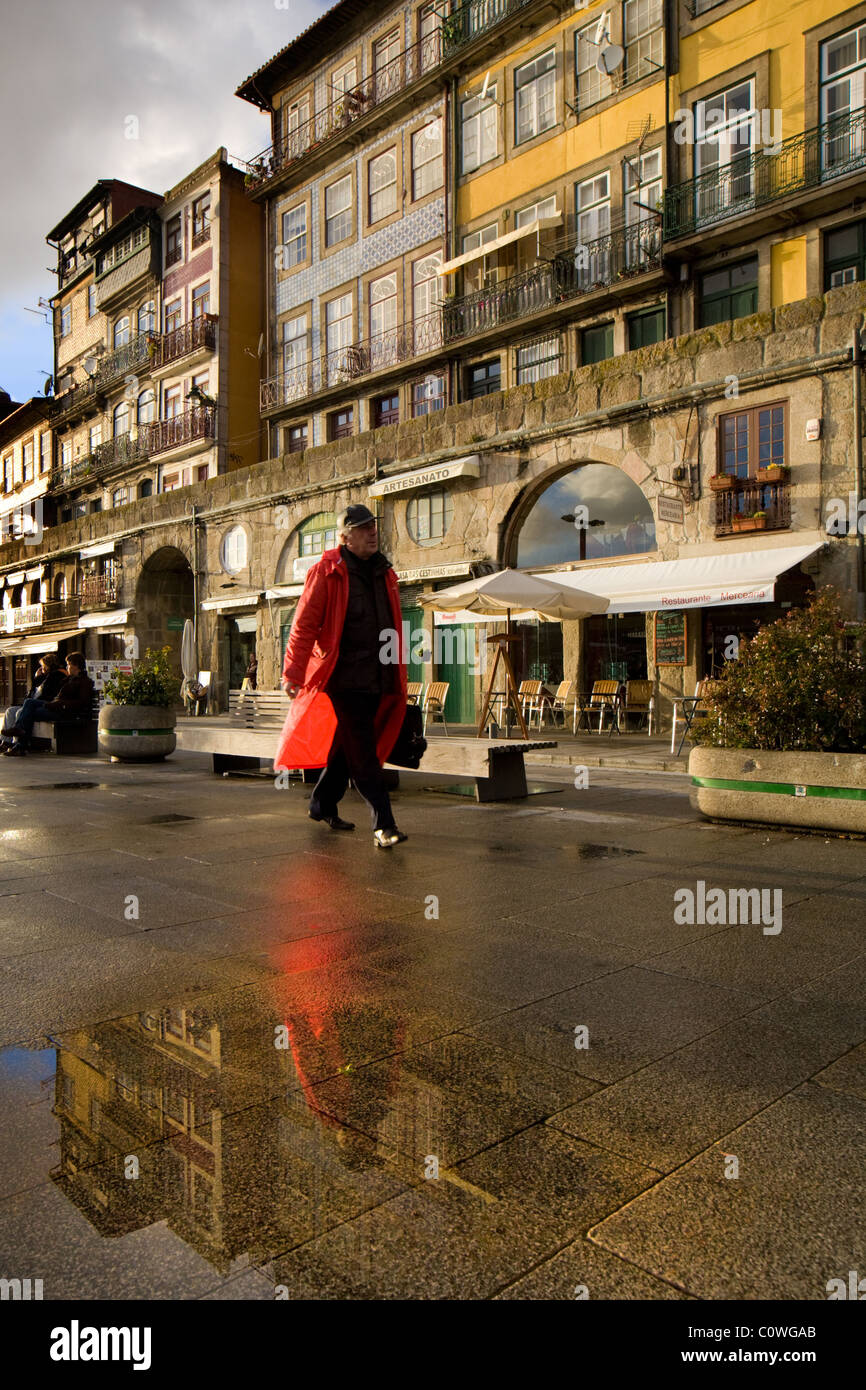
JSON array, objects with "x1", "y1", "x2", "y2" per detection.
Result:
[{"x1": 494, "y1": 1237, "x2": 691, "y2": 1300}]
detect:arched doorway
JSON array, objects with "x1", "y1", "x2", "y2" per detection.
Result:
[
  {"x1": 508, "y1": 462, "x2": 657, "y2": 688},
  {"x1": 135, "y1": 546, "x2": 194, "y2": 677}
]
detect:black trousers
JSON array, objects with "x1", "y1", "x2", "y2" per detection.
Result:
[{"x1": 310, "y1": 691, "x2": 395, "y2": 831}]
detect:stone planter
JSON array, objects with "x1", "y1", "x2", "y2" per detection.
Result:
[
  {"x1": 731, "y1": 514, "x2": 767, "y2": 532},
  {"x1": 98, "y1": 704, "x2": 177, "y2": 762},
  {"x1": 690, "y1": 746, "x2": 866, "y2": 834}
]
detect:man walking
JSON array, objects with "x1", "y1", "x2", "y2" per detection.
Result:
[
  {"x1": 275, "y1": 505, "x2": 408, "y2": 849},
  {"x1": 5, "y1": 653, "x2": 94, "y2": 755}
]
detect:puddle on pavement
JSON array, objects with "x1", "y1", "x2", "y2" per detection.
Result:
[
  {"x1": 144, "y1": 814, "x2": 197, "y2": 824},
  {"x1": 569, "y1": 842, "x2": 642, "y2": 859},
  {"x1": 21, "y1": 782, "x2": 104, "y2": 792}
]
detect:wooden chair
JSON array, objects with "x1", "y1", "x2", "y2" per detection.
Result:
[
  {"x1": 406, "y1": 682, "x2": 424, "y2": 706},
  {"x1": 184, "y1": 670, "x2": 211, "y2": 716},
  {"x1": 620, "y1": 679, "x2": 655, "y2": 735},
  {"x1": 588, "y1": 679, "x2": 621, "y2": 734},
  {"x1": 549, "y1": 680, "x2": 575, "y2": 730},
  {"x1": 671, "y1": 679, "x2": 712, "y2": 755},
  {"x1": 517, "y1": 680, "x2": 545, "y2": 729},
  {"x1": 422, "y1": 681, "x2": 450, "y2": 735}
]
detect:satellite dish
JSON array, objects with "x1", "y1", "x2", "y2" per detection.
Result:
[
  {"x1": 597, "y1": 43, "x2": 624, "y2": 74},
  {"x1": 43, "y1": 378, "x2": 53, "y2": 396},
  {"x1": 84, "y1": 357, "x2": 97, "y2": 376},
  {"x1": 480, "y1": 70, "x2": 491, "y2": 100}
]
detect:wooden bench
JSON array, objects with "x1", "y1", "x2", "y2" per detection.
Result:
[{"x1": 31, "y1": 693, "x2": 100, "y2": 756}]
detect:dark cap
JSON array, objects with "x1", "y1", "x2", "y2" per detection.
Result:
[{"x1": 338, "y1": 504, "x2": 376, "y2": 532}]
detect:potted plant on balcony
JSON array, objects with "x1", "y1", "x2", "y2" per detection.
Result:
[
  {"x1": 690, "y1": 589, "x2": 866, "y2": 833},
  {"x1": 731, "y1": 509, "x2": 767, "y2": 532},
  {"x1": 98, "y1": 645, "x2": 180, "y2": 762},
  {"x1": 709, "y1": 472, "x2": 737, "y2": 491},
  {"x1": 759, "y1": 463, "x2": 789, "y2": 483}
]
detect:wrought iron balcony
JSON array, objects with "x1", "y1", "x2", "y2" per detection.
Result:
[
  {"x1": 712, "y1": 479, "x2": 791, "y2": 537},
  {"x1": 443, "y1": 221, "x2": 662, "y2": 342},
  {"x1": 260, "y1": 314, "x2": 443, "y2": 411},
  {"x1": 158, "y1": 314, "x2": 217, "y2": 368},
  {"x1": 79, "y1": 574, "x2": 120, "y2": 609},
  {"x1": 441, "y1": 0, "x2": 534, "y2": 55},
  {"x1": 147, "y1": 405, "x2": 215, "y2": 456},
  {"x1": 95, "y1": 333, "x2": 155, "y2": 390},
  {"x1": 42, "y1": 597, "x2": 82, "y2": 628},
  {"x1": 51, "y1": 432, "x2": 150, "y2": 490},
  {"x1": 664, "y1": 108, "x2": 866, "y2": 240},
  {"x1": 49, "y1": 376, "x2": 102, "y2": 425}
]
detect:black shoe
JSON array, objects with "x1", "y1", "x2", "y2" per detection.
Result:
[
  {"x1": 309, "y1": 811, "x2": 355, "y2": 831},
  {"x1": 5, "y1": 743, "x2": 26, "y2": 756},
  {"x1": 373, "y1": 828, "x2": 408, "y2": 849}
]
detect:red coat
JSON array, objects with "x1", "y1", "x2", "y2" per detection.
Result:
[{"x1": 274, "y1": 547, "x2": 407, "y2": 771}]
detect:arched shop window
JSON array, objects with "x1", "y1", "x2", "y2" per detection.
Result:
[
  {"x1": 298, "y1": 511, "x2": 337, "y2": 556},
  {"x1": 515, "y1": 463, "x2": 656, "y2": 568},
  {"x1": 220, "y1": 525, "x2": 248, "y2": 574}
]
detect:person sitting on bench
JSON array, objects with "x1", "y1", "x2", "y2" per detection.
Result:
[
  {"x1": 0, "y1": 654, "x2": 66, "y2": 750},
  {"x1": 4, "y1": 653, "x2": 95, "y2": 756}
]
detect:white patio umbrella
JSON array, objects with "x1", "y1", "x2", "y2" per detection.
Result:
[
  {"x1": 419, "y1": 569, "x2": 608, "y2": 737},
  {"x1": 180, "y1": 618, "x2": 197, "y2": 712}
]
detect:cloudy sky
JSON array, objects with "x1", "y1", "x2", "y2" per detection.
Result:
[{"x1": 0, "y1": 0, "x2": 325, "y2": 403}]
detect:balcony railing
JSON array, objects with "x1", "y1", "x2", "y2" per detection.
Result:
[
  {"x1": 79, "y1": 574, "x2": 120, "y2": 609},
  {"x1": 158, "y1": 314, "x2": 217, "y2": 368},
  {"x1": 664, "y1": 107, "x2": 866, "y2": 240},
  {"x1": 260, "y1": 314, "x2": 443, "y2": 410},
  {"x1": 49, "y1": 376, "x2": 101, "y2": 424},
  {"x1": 147, "y1": 405, "x2": 215, "y2": 456},
  {"x1": 443, "y1": 221, "x2": 662, "y2": 342},
  {"x1": 712, "y1": 479, "x2": 791, "y2": 537},
  {"x1": 51, "y1": 431, "x2": 151, "y2": 489},
  {"x1": 242, "y1": 31, "x2": 445, "y2": 192},
  {"x1": 441, "y1": 0, "x2": 534, "y2": 55},
  {"x1": 42, "y1": 597, "x2": 81, "y2": 627},
  {"x1": 95, "y1": 332, "x2": 154, "y2": 389}
]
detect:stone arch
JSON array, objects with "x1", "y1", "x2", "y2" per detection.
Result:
[
  {"x1": 134, "y1": 545, "x2": 194, "y2": 672},
  {"x1": 504, "y1": 460, "x2": 656, "y2": 570}
]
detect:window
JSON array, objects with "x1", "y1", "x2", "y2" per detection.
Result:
[
  {"x1": 328, "y1": 407, "x2": 354, "y2": 440},
  {"x1": 282, "y1": 314, "x2": 309, "y2": 380},
  {"x1": 516, "y1": 335, "x2": 561, "y2": 384},
  {"x1": 466, "y1": 358, "x2": 501, "y2": 398},
  {"x1": 461, "y1": 223, "x2": 498, "y2": 291},
  {"x1": 88, "y1": 284, "x2": 97, "y2": 317},
  {"x1": 282, "y1": 94, "x2": 311, "y2": 155},
  {"x1": 624, "y1": 0, "x2": 663, "y2": 85},
  {"x1": 575, "y1": 172, "x2": 610, "y2": 284},
  {"x1": 192, "y1": 193, "x2": 211, "y2": 246},
  {"x1": 12, "y1": 450, "x2": 22, "y2": 486},
  {"x1": 2, "y1": 456, "x2": 11, "y2": 492},
  {"x1": 139, "y1": 478, "x2": 153, "y2": 497},
  {"x1": 411, "y1": 373, "x2": 446, "y2": 416},
  {"x1": 22, "y1": 441, "x2": 33, "y2": 482},
  {"x1": 627, "y1": 307, "x2": 665, "y2": 349},
  {"x1": 191, "y1": 371, "x2": 209, "y2": 399},
  {"x1": 576, "y1": 22, "x2": 613, "y2": 112},
  {"x1": 821, "y1": 24, "x2": 866, "y2": 172},
  {"x1": 695, "y1": 81, "x2": 756, "y2": 220},
  {"x1": 61, "y1": 440, "x2": 72, "y2": 468},
  {"x1": 369, "y1": 273, "x2": 397, "y2": 341},
  {"x1": 60, "y1": 304, "x2": 72, "y2": 337},
  {"x1": 72, "y1": 501, "x2": 86, "y2": 519},
  {"x1": 39, "y1": 433, "x2": 49, "y2": 472},
  {"x1": 515, "y1": 49, "x2": 556, "y2": 144},
  {"x1": 373, "y1": 28, "x2": 401, "y2": 92},
  {"x1": 299, "y1": 511, "x2": 338, "y2": 555},
  {"x1": 581, "y1": 322, "x2": 614, "y2": 363},
  {"x1": 113, "y1": 315, "x2": 130, "y2": 348},
  {"x1": 412, "y1": 119, "x2": 443, "y2": 199},
  {"x1": 166, "y1": 214, "x2": 182, "y2": 266},
  {"x1": 61, "y1": 507, "x2": 72, "y2": 522},
  {"x1": 825, "y1": 220, "x2": 866, "y2": 287},
  {"x1": 91, "y1": 497, "x2": 102, "y2": 513},
  {"x1": 164, "y1": 299, "x2": 181, "y2": 333},
  {"x1": 419, "y1": 2, "x2": 442, "y2": 68},
  {"x1": 407, "y1": 489, "x2": 453, "y2": 543},
  {"x1": 112, "y1": 486, "x2": 128, "y2": 507},
  {"x1": 191, "y1": 283, "x2": 210, "y2": 318},
  {"x1": 89, "y1": 422, "x2": 102, "y2": 451},
  {"x1": 326, "y1": 294, "x2": 353, "y2": 360},
  {"x1": 165, "y1": 386, "x2": 182, "y2": 419},
  {"x1": 113, "y1": 401, "x2": 130, "y2": 435},
  {"x1": 373, "y1": 393, "x2": 400, "y2": 427},
  {"x1": 221, "y1": 525, "x2": 248, "y2": 573},
  {"x1": 281, "y1": 205, "x2": 307, "y2": 268},
  {"x1": 197, "y1": 464, "x2": 209, "y2": 481},
  {"x1": 369, "y1": 150, "x2": 397, "y2": 223},
  {"x1": 286, "y1": 423, "x2": 308, "y2": 454},
  {"x1": 719, "y1": 403, "x2": 786, "y2": 480},
  {"x1": 461, "y1": 87, "x2": 498, "y2": 173},
  {"x1": 623, "y1": 148, "x2": 662, "y2": 267},
  {"x1": 325, "y1": 175, "x2": 353, "y2": 245},
  {"x1": 162, "y1": 473, "x2": 181, "y2": 492},
  {"x1": 137, "y1": 300, "x2": 154, "y2": 334},
  {"x1": 332, "y1": 58, "x2": 357, "y2": 97},
  {"x1": 137, "y1": 388, "x2": 155, "y2": 423},
  {"x1": 699, "y1": 257, "x2": 758, "y2": 325},
  {"x1": 412, "y1": 253, "x2": 442, "y2": 348}
]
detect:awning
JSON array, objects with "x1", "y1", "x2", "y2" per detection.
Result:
[
  {"x1": 537, "y1": 541, "x2": 824, "y2": 614},
  {"x1": 0, "y1": 627, "x2": 84, "y2": 655},
  {"x1": 200, "y1": 592, "x2": 261, "y2": 612},
  {"x1": 369, "y1": 456, "x2": 480, "y2": 499},
  {"x1": 437, "y1": 215, "x2": 562, "y2": 275},
  {"x1": 79, "y1": 609, "x2": 129, "y2": 629},
  {"x1": 79, "y1": 541, "x2": 116, "y2": 559},
  {"x1": 265, "y1": 585, "x2": 304, "y2": 600}
]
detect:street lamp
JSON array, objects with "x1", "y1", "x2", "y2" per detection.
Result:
[{"x1": 561, "y1": 513, "x2": 605, "y2": 561}]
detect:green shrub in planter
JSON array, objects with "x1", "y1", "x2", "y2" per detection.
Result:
[
  {"x1": 103, "y1": 646, "x2": 180, "y2": 708},
  {"x1": 692, "y1": 588, "x2": 866, "y2": 753}
]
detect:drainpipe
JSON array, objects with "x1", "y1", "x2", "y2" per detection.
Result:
[
  {"x1": 190, "y1": 503, "x2": 200, "y2": 671},
  {"x1": 853, "y1": 331, "x2": 865, "y2": 619},
  {"x1": 448, "y1": 74, "x2": 458, "y2": 409}
]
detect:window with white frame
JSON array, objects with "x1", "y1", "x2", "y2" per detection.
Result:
[
  {"x1": 89, "y1": 423, "x2": 102, "y2": 451},
  {"x1": 282, "y1": 314, "x2": 308, "y2": 378},
  {"x1": 137, "y1": 388, "x2": 155, "y2": 423},
  {"x1": 191, "y1": 283, "x2": 210, "y2": 318},
  {"x1": 2, "y1": 456, "x2": 11, "y2": 492},
  {"x1": 515, "y1": 49, "x2": 556, "y2": 144},
  {"x1": 413, "y1": 252, "x2": 442, "y2": 323},
  {"x1": 40, "y1": 433, "x2": 49, "y2": 472},
  {"x1": 326, "y1": 293, "x2": 353, "y2": 357},
  {"x1": 60, "y1": 440, "x2": 72, "y2": 469},
  {"x1": 516, "y1": 335, "x2": 561, "y2": 384},
  {"x1": 412, "y1": 119, "x2": 443, "y2": 198},
  {"x1": 325, "y1": 175, "x2": 353, "y2": 245},
  {"x1": 164, "y1": 386, "x2": 182, "y2": 419},
  {"x1": 22, "y1": 441, "x2": 33, "y2": 482},
  {"x1": 374, "y1": 28, "x2": 401, "y2": 72},
  {"x1": 299, "y1": 511, "x2": 337, "y2": 555},
  {"x1": 462, "y1": 221, "x2": 499, "y2": 290},
  {"x1": 407, "y1": 489, "x2": 453, "y2": 543},
  {"x1": 695, "y1": 80, "x2": 756, "y2": 217},
  {"x1": 411, "y1": 373, "x2": 446, "y2": 417},
  {"x1": 369, "y1": 150, "x2": 397, "y2": 222},
  {"x1": 281, "y1": 205, "x2": 307, "y2": 267},
  {"x1": 461, "y1": 87, "x2": 498, "y2": 173},
  {"x1": 332, "y1": 58, "x2": 357, "y2": 97},
  {"x1": 221, "y1": 526, "x2": 248, "y2": 573},
  {"x1": 88, "y1": 284, "x2": 97, "y2": 317},
  {"x1": 113, "y1": 401, "x2": 130, "y2": 436},
  {"x1": 283, "y1": 94, "x2": 311, "y2": 153},
  {"x1": 576, "y1": 171, "x2": 611, "y2": 284},
  {"x1": 821, "y1": 25, "x2": 866, "y2": 170},
  {"x1": 113, "y1": 315, "x2": 130, "y2": 347},
  {"x1": 138, "y1": 300, "x2": 155, "y2": 333},
  {"x1": 575, "y1": 20, "x2": 614, "y2": 111},
  {"x1": 369, "y1": 273, "x2": 398, "y2": 340},
  {"x1": 515, "y1": 195, "x2": 558, "y2": 228},
  {"x1": 419, "y1": 2, "x2": 442, "y2": 68},
  {"x1": 164, "y1": 299, "x2": 181, "y2": 333},
  {"x1": 624, "y1": 148, "x2": 662, "y2": 224},
  {"x1": 623, "y1": 0, "x2": 663, "y2": 86},
  {"x1": 60, "y1": 304, "x2": 72, "y2": 337},
  {"x1": 112, "y1": 486, "x2": 129, "y2": 508}
]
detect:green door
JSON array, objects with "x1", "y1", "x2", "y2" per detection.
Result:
[
  {"x1": 401, "y1": 606, "x2": 425, "y2": 687},
  {"x1": 435, "y1": 622, "x2": 476, "y2": 726}
]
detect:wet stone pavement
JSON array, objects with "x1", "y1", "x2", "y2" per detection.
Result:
[{"x1": 0, "y1": 751, "x2": 864, "y2": 1301}]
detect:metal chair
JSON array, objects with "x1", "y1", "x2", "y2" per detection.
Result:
[
  {"x1": 406, "y1": 682, "x2": 424, "y2": 706},
  {"x1": 620, "y1": 679, "x2": 655, "y2": 736},
  {"x1": 422, "y1": 681, "x2": 450, "y2": 735},
  {"x1": 548, "y1": 680, "x2": 575, "y2": 730},
  {"x1": 588, "y1": 679, "x2": 621, "y2": 734},
  {"x1": 672, "y1": 679, "x2": 712, "y2": 756},
  {"x1": 517, "y1": 679, "x2": 545, "y2": 729}
]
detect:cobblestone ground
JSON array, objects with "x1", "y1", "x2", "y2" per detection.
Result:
[{"x1": 0, "y1": 751, "x2": 863, "y2": 1300}]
